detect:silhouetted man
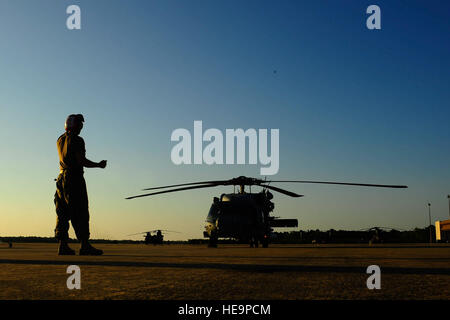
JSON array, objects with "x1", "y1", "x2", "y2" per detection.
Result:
[{"x1": 54, "y1": 114, "x2": 107, "y2": 255}]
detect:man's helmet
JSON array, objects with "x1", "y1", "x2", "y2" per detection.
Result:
[{"x1": 65, "y1": 114, "x2": 84, "y2": 131}]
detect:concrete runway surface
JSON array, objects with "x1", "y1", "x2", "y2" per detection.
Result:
[{"x1": 0, "y1": 243, "x2": 449, "y2": 300}]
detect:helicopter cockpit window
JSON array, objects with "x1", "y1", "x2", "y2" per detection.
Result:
[{"x1": 206, "y1": 203, "x2": 219, "y2": 223}]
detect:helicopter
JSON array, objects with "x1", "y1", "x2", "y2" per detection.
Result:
[
  {"x1": 126, "y1": 176, "x2": 407, "y2": 248},
  {"x1": 128, "y1": 229, "x2": 181, "y2": 245},
  {"x1": 358, "y1": 226, "x2": 406, "y2": 244}
]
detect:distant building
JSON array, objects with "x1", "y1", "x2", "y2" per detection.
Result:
[{"x1": 435, "y1": 219, "x2": 450, "y2": 243}]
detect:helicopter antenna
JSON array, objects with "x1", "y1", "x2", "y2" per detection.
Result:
[{"x1": 263, "y1": 176, "x2": 271, "y2": 192}]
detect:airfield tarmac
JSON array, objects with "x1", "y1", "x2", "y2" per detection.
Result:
[{"x1": 0, "y1": 243, "x2": 449, "y2": 300}]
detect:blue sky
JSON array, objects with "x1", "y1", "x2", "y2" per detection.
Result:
[{"x1": 0, "y1": 1, "x2": 449, "y2": 240}]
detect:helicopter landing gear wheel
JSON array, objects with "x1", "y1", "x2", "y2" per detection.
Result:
[
  {"x1": 208, "y1": 231, "x2": 218, "y2": 248},
  {"x1": 208, "y1": 237, "x2": 217, "y2": 248},
  {"x1": 249, "y1": 237, "x2": 258, "y2": 248}
]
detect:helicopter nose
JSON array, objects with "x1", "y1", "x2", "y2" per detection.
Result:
[{"x1": 204, "y1": 220, "x2": 218, "y2": 235}]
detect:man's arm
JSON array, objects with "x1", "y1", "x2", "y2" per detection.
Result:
[
  {"x1": 83, "y1": 158, "x2": 107, "y2": 168},
  {"x1": 74, "y1": 137, "x2": 107, "y2": 169},
  {"x1": 75, "y1": 153, "x2": 107, "y2": 168}
]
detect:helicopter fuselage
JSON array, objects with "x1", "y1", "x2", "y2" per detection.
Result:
[
  {"x1": 204, "y1": 191, "x2": 280, "y2": 246},
  {"x1": 144, "y1": 231, "x2": 164, "y2": 245}
]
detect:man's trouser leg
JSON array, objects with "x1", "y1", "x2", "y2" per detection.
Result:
[
  {"x1": 54, "y1": 172, "x2": 90, "y2": 241},
  {"x1": 69, "y1": 176, "x2": 90, "y2": 241},
  {"x1": 54, "y1": 173, "x2": 70, "y2": 241}
]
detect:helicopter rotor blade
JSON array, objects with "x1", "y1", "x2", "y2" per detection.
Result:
[
  {"x1": 142, "y1": 180, "x2": 228, "y2": 191},
  {"x1": 263, "y1": 185, "x2": 303, "y2": 198},
  {"x1": 358, "y1": 226, "x2": 406, "y2": 231},
  {"x1": 141, "y1": 176, "x2": 269, "y2": 191},
  {"x1": 126, "y1": 183, "x2": 219, "y2": 200},
  {"x1": 127, "y1": 232, "x2": 147, "y2": 236},
  {"x1": 147, "y1": 229, "x2": 182, "y2": 233},
  {"x1": 269, "y1": 180, "x2": 408, "y2": 188}
]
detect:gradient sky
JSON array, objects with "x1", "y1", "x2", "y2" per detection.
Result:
[{"x1": 0, "y1": 0, "x2": 449, "y2": 241}]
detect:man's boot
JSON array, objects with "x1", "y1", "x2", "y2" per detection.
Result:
[
  {"x1": 58, "y1": 240, "x2": 76, "y2": 255},
  {"x1": 79, "y1": 241, "x2": 103, "y2": 256}
]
